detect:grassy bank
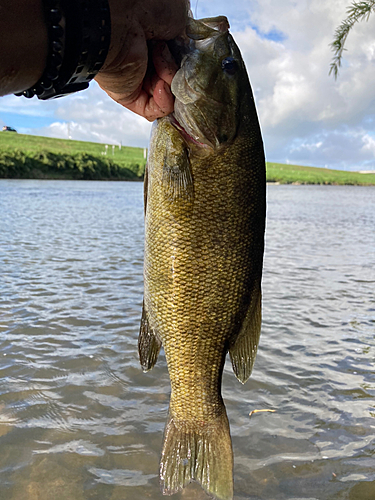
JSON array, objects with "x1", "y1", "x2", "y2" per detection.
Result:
[
  {"x1": 0, "y1": 133, "x2": 146, "y2": 180},
  {"x1": 0, "y1": 133, "x2": 374, "y2": 185},
  {"x1": 266, "y1": 162, "x2": 375, "y2": 186}
]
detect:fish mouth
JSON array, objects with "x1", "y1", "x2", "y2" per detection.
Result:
[{"x1": 169, "y1": 114, "x2": 211, "y2": 149}]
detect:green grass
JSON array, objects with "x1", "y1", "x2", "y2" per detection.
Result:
[
  {"x1": 0, "y1": 132, "x2": 374, "y2": 185},
  {"x1": 0, "y1": 132, "x2": 147, "y2": 180},
  {"x1": 266, "y1": 162, "x2": 375, "y2": 186}
]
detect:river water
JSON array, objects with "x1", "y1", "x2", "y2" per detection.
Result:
[{"x1": 0, "y1": 180, "x2": 374, "y2": 500}]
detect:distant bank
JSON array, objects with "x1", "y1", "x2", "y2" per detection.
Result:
[
  {"x1": 0, "y1": 133, "x2": 374, "y2": 185},
  {"x1": 0, "y1": 133, "x2": 146, "y2": 181},
  {"x1": 266, "y1": 162, "x2": 375, "y2": 186}
]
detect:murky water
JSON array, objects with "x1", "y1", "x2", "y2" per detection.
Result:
[{"x1": 0, "y1": 180, "x2": 374, "y2": 500}]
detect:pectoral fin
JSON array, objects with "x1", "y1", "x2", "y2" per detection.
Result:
[
  {"x1": 162, "y1": 152, "x2": 193, "y2": 202},
  {"x1": 138, "y1": 302, "x2": 162, "y2": 372},
  {"x1": 161, "y1": 123, "x2": 193, "y2": 202},
  {"x1": 229, "y1": 286, "x2": 262, "y2": 384}
]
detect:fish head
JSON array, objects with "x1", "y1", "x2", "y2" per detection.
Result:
[{"x1": 171, "y1": 16, "x2": 250, "y2": 150}]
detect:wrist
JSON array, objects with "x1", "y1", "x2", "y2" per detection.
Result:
[{"x1": 16, "y1": 0, "x2": 111, "y2": 100}]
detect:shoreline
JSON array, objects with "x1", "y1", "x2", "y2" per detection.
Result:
[{"x1": 0, "y1": 133, "x2": 374, "y2": 186}]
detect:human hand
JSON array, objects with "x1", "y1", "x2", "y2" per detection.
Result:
[{"x1": 95, "y1": 0, "x2": 189, "y2": 121}]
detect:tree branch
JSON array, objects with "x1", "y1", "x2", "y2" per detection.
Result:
[{"x1": 329, "y1": 0, "x2": 375, "y2": 78}]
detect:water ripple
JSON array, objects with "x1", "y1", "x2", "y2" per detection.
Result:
[{"x1": 0, "y1": 181, "x2": 374, "y2": 499}]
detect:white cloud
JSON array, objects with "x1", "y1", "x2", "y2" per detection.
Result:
[
  {"x1": 21, "y1": 83, "x2": 153, "y2": 148},
  {"x1": 284, "y1": 128, "x2": 375, "y2": 170},
  {"x1": 362, "y1": 134, "x2": 375, "y2": 155},
  {"x1": 290, "y1": 140, "x2": 323, "y2": 153},
  {"x1": 0, "y1": 93, "x2": 60, "y2": 117},
  {"x1": 230, "y1": 0, "x2": 375, "y2": 169}
]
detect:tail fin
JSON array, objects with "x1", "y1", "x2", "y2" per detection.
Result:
[{"x1": 160, "y1": 411, "x2": 233, "y2": 500}]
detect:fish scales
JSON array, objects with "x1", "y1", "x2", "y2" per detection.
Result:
[{"x1": 139, "y1": 15, "x2": 266, "y2": 500}]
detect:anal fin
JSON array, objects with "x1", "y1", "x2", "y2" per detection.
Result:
[
  {"x1": 229, "y1": 285, "x2": 262, "y2": 384},
  {"x1": 138, "y1": 301, "x2": 161, "y2": 372}
]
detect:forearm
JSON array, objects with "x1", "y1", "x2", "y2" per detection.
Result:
[
  {"x1": 0, "y1": 0, "x2": 188, "y2": 119},
  {"x1": 0, "y1": 0, "x2": 48, "y2": 96}
]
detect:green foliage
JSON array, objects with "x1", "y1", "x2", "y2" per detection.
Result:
[
  {"x1": 266, "y1": 162, "x2": 375, "y2": 185},
  {"x1": 330, "y1": 0, "x2": 375, "y2": 78}
]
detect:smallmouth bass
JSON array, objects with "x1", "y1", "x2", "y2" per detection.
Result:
[{"x1": 139, "y1": 16, "x2": 266, "y2": 500}]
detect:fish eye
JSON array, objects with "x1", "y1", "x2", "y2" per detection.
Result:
[{"x1": 221, "y1": 57, "x2": 237, "y2": 75}]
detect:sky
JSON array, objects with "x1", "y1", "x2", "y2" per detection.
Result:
[{"x1": 1, "y1": 0, "x2": 375, "y2": 171}]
